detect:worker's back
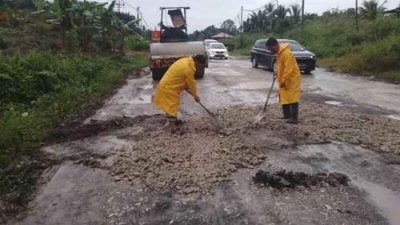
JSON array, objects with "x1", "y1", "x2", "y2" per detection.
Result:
[{"x1": 159, "y1": 57, "x2": 196, "y2": 93}]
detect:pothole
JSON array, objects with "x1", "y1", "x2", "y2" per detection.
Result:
[
  {"x1": 253, "y1": 170, "x2": 349, "y2": 189},
  {"x1": 112, "y1": 102, "x2": 400, "y2": 194}
]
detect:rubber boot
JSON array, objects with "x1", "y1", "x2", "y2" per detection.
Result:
[
  {"x1": 281, "y1": 104, "x2": 291, "y2": 119},
  {"x1": 286, "y1": 103, "x2": 299, "y2": 124}
]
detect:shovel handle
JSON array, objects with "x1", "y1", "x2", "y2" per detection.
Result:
[
  {"x1": 262, "y1": 76, "x2": 276, "y2": 111},
  {"x1": 185, "y1": 90, "x2": 215, "y2": 117},
  {"x1": 198, "y1": 101, "x2": 215, "y2": 117}
]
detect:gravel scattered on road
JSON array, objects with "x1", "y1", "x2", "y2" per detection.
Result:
[{"x1": 113, "y1": 102, "x2": 400, "y2": 193}]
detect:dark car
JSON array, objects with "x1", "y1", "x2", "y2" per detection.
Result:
[{"x1": 250, "y1": 39, "x2": 316, "y2": 74}]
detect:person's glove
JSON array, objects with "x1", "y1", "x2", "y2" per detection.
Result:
[{"x1": 194, "y1": 96, "x2": 200, "y2": 103}]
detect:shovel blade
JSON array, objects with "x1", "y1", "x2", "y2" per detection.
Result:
[
  {"x1": 209, "y1": 116, "x2": 222, "y2": 131},
  {"x1": 253, "y1": 111, "x2": 265, "y2": 124}
]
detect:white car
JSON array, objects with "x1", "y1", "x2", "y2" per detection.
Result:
[
  {"x1": 203, "y1": 39, "x2": 218, "y2": 48},
  {"x1": 207, "y1": 42, "x2": 229, "y2": 59}
]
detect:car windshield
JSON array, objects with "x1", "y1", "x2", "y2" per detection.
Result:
[
  {"x1": 210, "y1": 43, "x2": 225, "y2": 49},
  {"x1": 284, "y1": 41, "x2": 305, "y2": 51},
  {"x1": 205, "y1": 40, "x2": 217, "y2": 44}
]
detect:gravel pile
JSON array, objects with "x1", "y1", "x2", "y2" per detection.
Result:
[{"x1": 112, "y1": 102, "x2": 400, "y2": 193}]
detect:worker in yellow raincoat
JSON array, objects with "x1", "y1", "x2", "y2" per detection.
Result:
[
  {"x1": 266, "y1": 38, "x2": 301, "y2": 124},
  {"x1": 153, "y1": 55, "x2": 206, "y2": 131}
]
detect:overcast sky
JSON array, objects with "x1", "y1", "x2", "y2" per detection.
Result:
[{"x1": 97, "y1": 0, "x2": 399, "y2": 32}]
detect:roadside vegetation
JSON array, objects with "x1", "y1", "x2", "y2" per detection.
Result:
[
  {"x1": 222, "y1": 0, "x2": 400, "y2": 82},
  {"x1": 0, "y1": 0, "x2": 148, "y2": 220}
]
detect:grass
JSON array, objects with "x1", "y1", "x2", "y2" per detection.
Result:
[
  {"x1": 0, "y1": 51, "x2": 146, "y2": 220},
  {"x1": 319, "y1": 58, "x2": 400, "y2": 83}
]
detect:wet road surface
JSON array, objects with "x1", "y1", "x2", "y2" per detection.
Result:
[
  {"x1": 14, "y1": 58, "x2": 400, "y2": 225},
  {"x1": 88, "y1": 57, "x2": 400, "y2": 122}
]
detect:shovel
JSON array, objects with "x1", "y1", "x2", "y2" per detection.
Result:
[
  {"x1": 185, "y1": 90, "x2": 221, "y2": 131},
  {"x1": 254, "y1": 76, "x2": 276, "y2": 123},
  {"x1": 197, "y1": 101, "x2": 222, "y2": 131}
]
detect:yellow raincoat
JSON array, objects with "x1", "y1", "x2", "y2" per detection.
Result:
[
  {"x1": 153, "y1": 57, "x2": 198, "y2": 116},
  {"x1": 276, "y1": 43, "x2": 301, "y2": 105}
]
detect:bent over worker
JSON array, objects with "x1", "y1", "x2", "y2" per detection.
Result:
[
  {"x1": 266, "y1": 38, "x2": 301, "y2": 124},
  {"x1": 153, "y1": 55, "x2": 206, "y2": 131}
]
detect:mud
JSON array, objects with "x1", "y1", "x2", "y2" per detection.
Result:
[
  {"x1": 112, "y1": 101, "x2": 400, "y2": 194},
  {"x1": 253, "y1": 170, "x2": 349, "y2": 189},
  {"x1": 46, "y1": 114, "x2": 164, "y2": 144}
]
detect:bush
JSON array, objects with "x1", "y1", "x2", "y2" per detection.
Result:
[
  {"x1": 362, "y1": 16, "x2": 400, "y2": 42},
  {"x1": 0, "y1": 51, "x2": 146, "y2": 218},
  {"x1": 124, "y1": 35, "x2": 150, "y2": 51}
]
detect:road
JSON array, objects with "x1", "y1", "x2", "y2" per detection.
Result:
[{"x1": 13, "y1": 58, "x2": 400, "y2": 225}]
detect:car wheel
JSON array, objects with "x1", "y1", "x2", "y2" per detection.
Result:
[
  {"x1": 151, "y1": 68, "x2": 166, "y2": 81},
  {"x1": 252, "y1": 57, "x2": 258, "y2": 68},
  {"x1": 195, "y1": 66, "x2": 205, "y2": 79}
]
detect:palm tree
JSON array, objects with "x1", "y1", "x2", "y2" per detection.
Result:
[
  {"x1": 360, "y1": 0, "x2": 385, "y2": 20},
  {"x1": 273, "y1": 5, "x2": 290, "y2": 35},
  {"x1": 289, "y1": 4, "x2": 301, "y2": 25}
]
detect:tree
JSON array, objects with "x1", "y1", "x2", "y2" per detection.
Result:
[
  {"x1": 360, "y1": 0, "x2": 385, "y2": 20},
  {"x1": 220, "y1": 19, "x2": 238, "y2": 34},
  {"x1": 289, "y1": 4, "x2": 301, "y2": 25},
  {"x1": 274, "y1": 5, "x2": 290, "y2": 35},
  {"x1": 202, "y1": 25, "x2": 221, "y2": 38},
  {"x1": 52, "y1": 0, "x2": 74, "y2": 44}
]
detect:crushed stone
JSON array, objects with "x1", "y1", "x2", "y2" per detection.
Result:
[{"x1": 112, "y1": 102, "x2": 400, "y2": 193}]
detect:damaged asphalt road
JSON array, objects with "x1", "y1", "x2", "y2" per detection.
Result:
[{"x1": 11, "y1": 58, "x2": 400, "y2": 225}]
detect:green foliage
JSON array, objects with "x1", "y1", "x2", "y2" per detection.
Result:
[
  {"x1": 226, "y1": 33, "x2": 268, "y2": 55},
  {"x1": 124, "y1": 35, "x2": 149, "y2": 51},
  {"x1": 360, "y1": 0, "x2": 385, "y2": 20},
  {"x1": 288, "y1": 15, "x2": 361, "y2": 57},
  {"x1": 0, "y1": 51, "x2": 146, "y2": 218},
  {"x1": 243, "y1": 3, "x2": 302, "y2": 34},
  {"x1": 0, "y1": 0, "x2": 145, "y2": 52},
  {"x1": 32, "y1": 0, "x2": 46, "y2": 10}
]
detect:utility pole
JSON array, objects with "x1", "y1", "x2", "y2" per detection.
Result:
[
  {"x1": 240, "y1": 5, "x2": 244, "y2": 48},
  {"x1": 137, "y1": 7, "x2": 141, "y2": 28},
  {"x1": 355, "y1": 0, "x2": 359, "y2": 31},
  {"x1": 116, "y1": 0, "x2": 124, "y2": 13},
  {"x1": 301, "y1": 0, "x2": 305, "y2": 24}
]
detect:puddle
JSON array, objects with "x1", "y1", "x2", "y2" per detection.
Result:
[
  {"x1": 352, "y1": 179, "x2": 400, "y2": 225},
  {"x1": 325, "y1": 101, "x2": 343, "y2": 106},
  {"x1": 386, "y1": 114, "x2": 400, "y2": 121}
]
